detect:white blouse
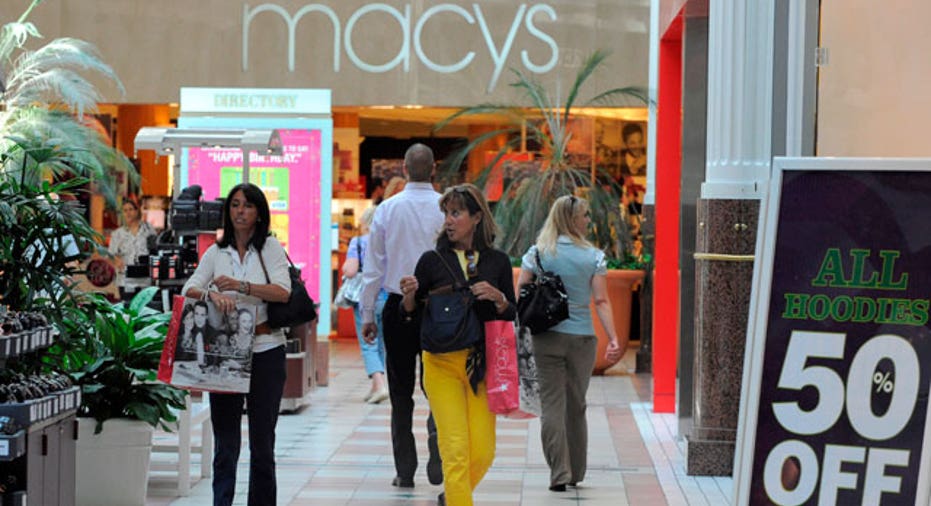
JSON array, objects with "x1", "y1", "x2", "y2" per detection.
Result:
[
  {"x1": 109, "y1": 222, "x2": 155, "y2": 289},
  {"x1": 182, "y1": 236, "x2": 292, "y2": 353}
]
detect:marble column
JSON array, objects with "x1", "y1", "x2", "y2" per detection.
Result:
[
  {"x1": 686, "y1": 199, "x2": 757, "y2": 475},
  {"x1": 685, "y1": 0, "x2": 775, "y2": 476}
]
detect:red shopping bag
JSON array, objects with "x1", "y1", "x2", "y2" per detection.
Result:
[
  {"x1": 157, "y1": 295, "x2": 185, "y2": 385},
  {"x1": 484, "y1": 320, "x2": 523, "y2": 416}
]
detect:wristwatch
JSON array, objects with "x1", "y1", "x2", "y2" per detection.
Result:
[{"x1": 238, "y1": 280, "x2": 248, "y2": 294}]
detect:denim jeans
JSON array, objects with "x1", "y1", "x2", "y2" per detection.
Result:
[
  {"x1": 353, "y1": 289, "x2": 387, "y2": 377},
  {"x1": 210, "y1": 346, "x2": 287, "y2": 506}
]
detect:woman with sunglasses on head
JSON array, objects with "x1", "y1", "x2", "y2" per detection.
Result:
[
  {"x1": 399, "y1": 184, "x2": 516, "y2": 506},
  {"x1": 181, "y1": 183, "x2": 291, "y2": 506},
  {"x1": 517, "y1": 195, "x2": 625, "y2": 493}
]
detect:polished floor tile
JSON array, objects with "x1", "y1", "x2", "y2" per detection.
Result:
[{"x1": 147, "y1": 339, "x2": 733, "y2": 505}]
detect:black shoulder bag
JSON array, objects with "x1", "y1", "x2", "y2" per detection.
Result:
[
  {"x1": 258, "y1": 249, "x2": 318, "y2": 328},
  {"x1": 419, "y1": 250, "x2": 483, "y2": 353},
  {"x1": 517, "y1": 249, "x2": 569, "y2": 334}
]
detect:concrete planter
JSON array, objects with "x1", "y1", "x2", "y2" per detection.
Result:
[
  {"x1": 76, "y1": 417, "x2": 154, "y2": 506},
  {"x1": 591, "y1": 269, "x2": 645, "y2": 374}
]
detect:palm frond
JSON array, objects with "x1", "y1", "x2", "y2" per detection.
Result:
[
  {"x1": 564, "y1": 49, "x2": 611, "y2": 120},
  {"x1": 0, "y1": 20, "x2": 40, "y2": 65},
  {"x1": 6, "y1": 38, "x2": 123, "y2": 116},
  {"x1": 435, "y1": 50, "x2": 647, "y2": 261}
]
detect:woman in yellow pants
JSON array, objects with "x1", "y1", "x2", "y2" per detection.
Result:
[{"x1": 400, "y1": 184, "x2": 517, "y2": 506}]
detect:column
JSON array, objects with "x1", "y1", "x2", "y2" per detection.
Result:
[{"x1": 687, "y1": 0, "x2": 775, "y2": 476}]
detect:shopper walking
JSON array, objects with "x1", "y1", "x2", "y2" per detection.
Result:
[
  {"x1": 342, "y1": 207, "x2": 389, "y2": 403},
  {"x1": 360, "y1": 143, "x2": 445, "y2": 488},
  {"x1": 517, "y1": 195, "x2": 625, "y2": 492},
  {"x1": 182, "y1": 183, "x2": 291, "y2": 506},
  {"x1": 109, "y1": 198, "x2": 155, "y2": 301},
  {"x1": 400, "y1": 184, "x2": 516, "y2": 506}
]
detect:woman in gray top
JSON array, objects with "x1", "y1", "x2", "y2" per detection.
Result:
[{"x1": 517, "y1": 195, "x2": 624, "y2": 492}]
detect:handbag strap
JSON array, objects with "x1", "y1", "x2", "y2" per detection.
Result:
[
  {"x1": 256, "y1": 247, "x2": 296, "y2": 285},
  {"x1": 534, "y1": 249, "x2": 547, "y2": 278},
  {"x1": 433, "y1": 250, "x2": 467, "y2": 289},
  {"x1": 357, "y1": 238, "x2": 363, "y2": 271}
]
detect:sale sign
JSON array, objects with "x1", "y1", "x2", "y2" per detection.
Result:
[{"x1": 734, "y1": 159, "x2": 931, "y2": 505}]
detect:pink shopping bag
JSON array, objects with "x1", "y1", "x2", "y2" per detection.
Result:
[{"x1": 485, "y1": 320, "x2": 537, "y2": 417}]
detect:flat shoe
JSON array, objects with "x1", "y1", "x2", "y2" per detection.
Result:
[
  {"x1": 549, "y1": 484, "x2": 567, "y2": 492},
  {"x1": 367, "y1": 388, "x2": 389, "y2": 404},
  {"x1": 392, "y1": 476, "x2": 414, "y2": 488}
]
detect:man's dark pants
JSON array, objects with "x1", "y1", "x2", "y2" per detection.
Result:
[{"x1": 382, "y1": 293, "x2": 433, "y2": 481}]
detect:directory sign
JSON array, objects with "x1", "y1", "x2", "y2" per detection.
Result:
[{"x1": 734, "y1": 158, "x2": 931, "y2": 505}]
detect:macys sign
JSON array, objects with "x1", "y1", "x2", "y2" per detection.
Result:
[{"x1": 242, "y1": 2, "x2": 559, "y2": 92}]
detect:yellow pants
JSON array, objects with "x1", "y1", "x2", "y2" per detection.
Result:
[{"x1": 423, "y1": 349, "x2": 496, "y2": 506}]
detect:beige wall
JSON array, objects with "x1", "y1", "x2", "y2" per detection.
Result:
[
  {"x1": 1, "y1": 0, "x2": 649, "y2": 106},
  {"x1": 818, "y1": 0, "x2": 931, "y2": 156}
]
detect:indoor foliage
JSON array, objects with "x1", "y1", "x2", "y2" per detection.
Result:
[{"x1": 436, "y1": 50, "x2": 649, "y2": 265}]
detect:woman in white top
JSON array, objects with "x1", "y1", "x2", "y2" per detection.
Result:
[
  {"x1": 181, "y1": 183, "x2": 291, "y2": 506},
  {"x1": 109, "y1": 198, "x2": 155, "y2": 300}
]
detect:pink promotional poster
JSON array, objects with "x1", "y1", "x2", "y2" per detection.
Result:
[{"x1": 185, "y1": 129, "x2": 322, "y2": 301}]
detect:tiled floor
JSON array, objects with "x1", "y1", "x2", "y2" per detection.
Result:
[{"x1": 146, "y1": 339, "x2": 733, "y2": 505}]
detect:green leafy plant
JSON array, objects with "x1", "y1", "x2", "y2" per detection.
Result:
[
  {"x1": 43, "y1": 287, "x2": 188, "y2": 434},
  {"x1": 436, "y1": 49, "x2": 649, "y2": 264},
  {"x1": 0, "y1": 0, "x2": 136, "y2": 315}
]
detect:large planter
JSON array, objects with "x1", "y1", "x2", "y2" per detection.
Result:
[
  {"x1": 591, "y1": 269, "x2": 645, "y2": 374},
  {"x1": 511, "y1": 267, "x2": 645, "y2": 375},
  {"x1": 76, "y1": 417, "x2": 154, "y2": 506}
]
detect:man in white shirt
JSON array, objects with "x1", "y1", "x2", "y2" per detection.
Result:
[{"x1": 360, "y1": 143, "x2": 445, "y2": 488}]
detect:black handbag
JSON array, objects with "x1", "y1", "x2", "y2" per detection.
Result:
[
  {"x1": 419, "y1": 251, "x2": 483, "y2": 353},
  {"x1": 258, "y1": 249, "x2": 318, "y2": 329},
  {"x1": 517, "y1": 249, "x2": 569, "y2": 334}
]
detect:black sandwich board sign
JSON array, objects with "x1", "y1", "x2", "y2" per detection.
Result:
[{"x1": 734, "y1": 158, "x2": 931, "y2": 505}]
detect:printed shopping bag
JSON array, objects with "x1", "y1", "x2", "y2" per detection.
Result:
[
  {"x1": 514, "y1": 324, "x2": 541, "y2": 417},
  {"x1": 484, "y1": 320, "x2": 522, "y2": 415},
  {"x1": 158, "y1": 295, "x2": 256, "y2": 393}
]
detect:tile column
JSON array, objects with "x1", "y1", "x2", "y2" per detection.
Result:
[{"x1": 686, "y1": 0, "x2": 775, "y2": 475}]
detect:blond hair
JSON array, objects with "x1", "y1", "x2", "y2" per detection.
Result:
[{"x1": 535, "y1": 195, "x2": 593, "y2": 255}]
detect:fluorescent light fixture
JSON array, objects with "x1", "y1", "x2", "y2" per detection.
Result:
[{"x1": 133, "y1": 127, "x2": 283, "y2": 196}]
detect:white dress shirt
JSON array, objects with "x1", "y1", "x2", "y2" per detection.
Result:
[
  {"x1": 360, "y1": 181, "x2": 444, "y2": 324},
  {"x1": 182, "y1": 237, "x2": 291, "y2": 352}
]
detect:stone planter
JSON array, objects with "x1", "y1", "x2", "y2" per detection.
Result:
[
  {"x1": 591, "y1": 269, "x2": 645, "y2": 374},
  {"x1": 76, "y1": 417, "x2": 154, "y2": 506},
  {"x1": 512, "y1": 267, "x2": 645, "y2": 375}
]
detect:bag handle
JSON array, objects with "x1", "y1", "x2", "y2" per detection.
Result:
[{"x1": 432, "y1": 250, "x2": 467, "y2": 289}]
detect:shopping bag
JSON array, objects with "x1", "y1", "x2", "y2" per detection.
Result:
[
  {"x1": 484, "y1": 320, "x2": 521, "y2": 415},
  {"x1": 333, "y1": 274, "x2": 365, "y2": 309},
  {"x1": 514, "y1": 324, "x2": 541, "y2": 417},
  {"x1": 158, "y1": 295, "x2": 256, "y2": 393}
]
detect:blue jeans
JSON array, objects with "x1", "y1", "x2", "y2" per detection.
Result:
[
  {"x1": 354, "y1": 289, "x2": 387, "y2": 377},
  {"x1": 210, "y1": 346, "x2": 287, "y2": 506}
]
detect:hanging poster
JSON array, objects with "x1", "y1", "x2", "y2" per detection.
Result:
[{"x1": 734, "y1": 158, "x2": 931, "y2": 505}]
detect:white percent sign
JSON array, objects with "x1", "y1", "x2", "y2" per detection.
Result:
[{"x1": 873, "y1": 371, "x2": 894, "y2": 393}]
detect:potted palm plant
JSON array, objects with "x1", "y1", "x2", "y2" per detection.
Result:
[
  {"x1": 2, "y1": 4, "x2": 184, "y2": 504},
  {"x1": 436, "y1": 49, "x2": 650, "y2": 373}
]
